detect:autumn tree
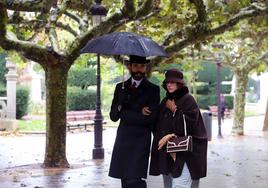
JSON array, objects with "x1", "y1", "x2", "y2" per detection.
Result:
[{"x1": 209, "y1": 23, "x2": 268, "y2": 135}]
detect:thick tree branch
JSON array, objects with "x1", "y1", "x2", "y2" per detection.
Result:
[
  {"x1": 163, "y1": 4, "x2": 268, "y2": 60},
  {"x1": 209, "y1": 4, "x2": 267, "y2": 36},
  {"x1": 122, "y1": 0, "x2": 136, "y2": 18},
  {"x1": 66, "y1": 12, "x2": 125, "y2": 63},
  {"x1": 56, "y1": 22, "x2": 78, "y2": 36},
  {"x1": 162, "y1": 29, "x2": 184, "y2": 46},
  {"x1": 64, "y1": 11, "x2": 81, "y2": 23},
  {"x1": 66, "y1": 0, "x2": 154, "y2": 64},
  {"x1": 55, "y1": 0, "x2": 90, "y2": 32},
  {"x1": 248, "y1": 50, "x2": 268, "y2": 70},
  {"x1": 47, "y1": 6, "x2": 60, "y2": 52},
  {"x1": 0, "y1": 0, "x2": 53, "y2": 12},
  {"x1": 136, "y1": 0, "x2": 154, "y2": 18},
  {"x1": 191, "y1": 0, "x2": 207, "y2": 23},
  {"x1": 63, "y1": 10, "x2": 88, "y2": 32},
  {"x1": 0, "y1": 6, "x2": 63, "y2": 66},
  {"x1": 56, "y1": 0, "x2": 71, "y2": 19}
]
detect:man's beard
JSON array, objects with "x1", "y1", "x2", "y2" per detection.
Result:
[{"x1": 131, "y1": 71, "x2": 145, "y2": 81}]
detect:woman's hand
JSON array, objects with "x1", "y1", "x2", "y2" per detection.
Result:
[
  {"x1": 170, "y1": 153, "x2": 176, "y2": 161},
  {"x1": 158, "y1": 133, "x2": 175, "y2": 150},
  {"x1": 165, "y1": 99, "x2": 177, "y2": 113},
  {"x1": 142, "y1": 106, "x2": 151, "y2": 116}
]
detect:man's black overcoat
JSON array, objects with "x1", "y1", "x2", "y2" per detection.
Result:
[{"x1": 109, "y1": 78, "x2": 160, "y2": 179}]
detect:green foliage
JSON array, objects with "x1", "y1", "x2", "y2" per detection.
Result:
[
  {"x1": 0, "y1": 53, "x2": 7, "y2": 85},
  {"x1": 196, "y1": 83, "x2": 210, "y2": 95},
  {"x1": 28, "y1": 101, "x2": 46, "y2": 115},
  {"x1": 100, "y1": 58, "x2": 124, "y2": 116},
  {"x1": 225, "y1": 95, "x2": 234, "y2": 109},
  {"x1": 18, "y1": 120, "x2": 46, "y2": 132},
  {"x1": 221, "y1": 84, "x2": 232, "y2": 94},
  {"x1": 73, "y1": 54, "x2": 97, "y2": 68},
  {"x1": 196, "y1": 94, "x2": 233, "y2": 109},
  {"x1": 0, "y1": 83, "x2": 6, "y2": 96},
  {"x1": 197, "y1": 94, "x2": 217, "y2": 109},
  {"x1": 68, "y1": 67, "x2": 96, "y2": 88},
  {"x1": 16, "y1": 86, "x2": 30, "y2": 119},
  {"x1": 67, "y1": 86, "x2": 96, "y2": 111},
  {"x1": 197, "y1": 61, "x2": 233, "y2": 82},
  {"x1": 149, "y1": 72, "x2": 166, "y2": 100}
]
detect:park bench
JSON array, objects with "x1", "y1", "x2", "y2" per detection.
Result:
[
  {"x1": 66, "y1": 110, "x2": 101, "y2": 131},
  {"x1": 208, "y1": 105, "x2": 231, "y2": 118}
]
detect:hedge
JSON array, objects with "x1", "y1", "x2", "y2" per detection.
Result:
[
  {"x1": 196, "y1": 95, "x2": 217, "y2": 109},
  {"x1": 221, "y1": 84, "x2": 232, "y2": 94},
  {"x1": 0, "y1": 53, "x2": 7, "y2": 85},
  {"x1": 67, "y1": 86, "x2": 96, "y2": 110},
  {"x1": 196, "y1": 94, "x2": 234, "y2": 110},
  {"x1": 16, "y1": 86, "x2": 30, "y2": 119},
  {"x1": 224, "y1": 95, "x2": 234, "y2": 109},
  {"x1": 68, "y1": 68, "x2": 96, "y2": 88},
  {"x1": 0, "y1": 83, "x2": 6, "y2": 96},
  {"x1": 196, "y1": 84, "x2": 210, "y2": 95},
  {"x1": 197, "y1": 61, "x2": 233, "y2": 83}
]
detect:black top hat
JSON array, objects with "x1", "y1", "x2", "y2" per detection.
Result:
[
  {"x1": 163, "y1": 68, "x2": 184, "y2": 84},
  {"x1": 129, "y1": 55, "x2": 150, "y2": 64}
]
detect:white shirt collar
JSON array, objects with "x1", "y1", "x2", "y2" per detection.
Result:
[{"x1": 131, "y1": 78, "x2": 142, "y2": 88}]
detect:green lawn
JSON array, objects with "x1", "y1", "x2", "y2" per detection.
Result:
[{"x1": 18, "y1": 120, "x2": 46, "y2": 132}]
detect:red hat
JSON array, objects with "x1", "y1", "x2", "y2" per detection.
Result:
[{"x1": 164, "y1": 68, "x2": 184, "y2": 84}]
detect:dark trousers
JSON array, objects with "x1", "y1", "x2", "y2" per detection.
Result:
[{"x1": 121, "y1": 178, "x2": 146, "y2": 188}]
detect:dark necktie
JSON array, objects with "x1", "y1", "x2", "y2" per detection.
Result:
[{"x1": 131, "y1": 82, "x2": 137, "y2": 92}]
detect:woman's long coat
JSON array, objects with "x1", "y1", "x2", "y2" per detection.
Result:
[
  {"x1": 149, "y1": 88, "x2": 208, "y2": 179},
  {"x1": 109, "y1": 78, "x2": 160, "y2": 179}
]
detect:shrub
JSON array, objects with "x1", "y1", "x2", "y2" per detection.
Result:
[
  {"x1": 28, "y1": 101, "x2": 45, "y2": 115},
  {"x1": 196, "y1": 95, "x2": 217, "y2": 109},
  {"x1": 149, "y1": 73, "x2": 166, "y2": 100},
  {"x1": 0, "y1": 53, "x2": 7, "y2": 85},
  {"x1": 221, "y1": 84, "x2": 232, "y2": 94},
  {"x1": 197, "y1": 61, "x2": 233, "y2": 83},
  {"x1": 0, "y1": 83, "x2": 6, "y2": 96},
  {"x1": 196, "y1": 94, "x2": 234, "y2": 110},
  {"x1": 67, "y1": 86, "x2": 96, "y2": 110},
  {"x1": 16, "y1": 86, "x2": 30, "y2": 119},
  {"x1": 224, "y1": 95, "x2": 234, "y2": 109},
  {"x1": 68, "y1": 68, "x2": 96, "y2": 88},
  {"x1": 196, "y1": 84, "x2": 210, "y2": 95}
]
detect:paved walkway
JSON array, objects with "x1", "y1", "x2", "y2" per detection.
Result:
[{"x1": 0, "y1": 116, "x2": 267, "y2": 188}]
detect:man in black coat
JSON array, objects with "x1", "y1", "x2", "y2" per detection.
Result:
[{"x1": 109, "y1": 55, "x2": 160, "y2": 188}]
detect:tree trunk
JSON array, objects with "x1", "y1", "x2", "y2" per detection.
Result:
[
  {"x1": 42, "y1": 65, "x2": 69, "y2": 168},
  {"x1": 263, "y1": 96, "x2": 268, "y2": 131},
  {"x1": 232, "y1": 71, "x2": 248, "y2": 135}
]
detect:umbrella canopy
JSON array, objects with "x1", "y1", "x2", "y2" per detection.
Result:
[{"x1": 80, "y1": 32, "x2": 168, "y2": 57}]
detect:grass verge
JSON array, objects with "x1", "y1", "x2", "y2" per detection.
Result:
[{"x1": 18, "y1": 120, "x2": 46, "y2": 132}]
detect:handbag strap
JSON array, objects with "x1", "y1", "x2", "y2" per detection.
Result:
[
  {"x1": 174, "y1": 94, "x2": 189, "y2": 136},
  {"x1": 183, "y1": 114, "x2": 187, "y2": 136}
]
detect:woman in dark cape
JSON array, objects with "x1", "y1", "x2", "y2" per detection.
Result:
[{"x1": 149, "y1": 68, "x2": 208, "y2": 188}]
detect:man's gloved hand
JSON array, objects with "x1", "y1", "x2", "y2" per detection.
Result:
[{"x1": 117, "y1": 88, "x2": 130, "y2": 110}]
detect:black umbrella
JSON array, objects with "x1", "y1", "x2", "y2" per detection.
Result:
[{"x1": 80, "y1": 32, "x2": 168, "y2": 57}]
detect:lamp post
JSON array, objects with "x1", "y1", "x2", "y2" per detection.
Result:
[
  {"x1": 216, "y1": 61, "x2": 223, "y2": 138},
  {"x1": 213, "y1": 43, "x2": 224, "y2": 138},
  {"x1": 90, "y1": 0, "x2": 108, "y2": 159}
]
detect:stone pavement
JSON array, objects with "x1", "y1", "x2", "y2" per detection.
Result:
[{"x1": 0, "y1": 115, "x2": 268, "y2": 188}]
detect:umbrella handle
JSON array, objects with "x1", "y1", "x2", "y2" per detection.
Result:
[{"x1": 122, "y1": 59, "x2": 125, "y2": 89}]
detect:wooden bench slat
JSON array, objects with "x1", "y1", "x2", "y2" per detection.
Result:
[{"x1": 66, "y1": 110, "x2": 108, "y2": 131}]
